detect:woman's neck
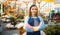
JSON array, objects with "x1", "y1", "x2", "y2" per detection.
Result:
[{"x1": 32, "y1": 15, "x2": 37, "y2": 17}]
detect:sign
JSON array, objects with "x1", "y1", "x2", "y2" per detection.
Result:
[
  {"x1": 54, "y1": 0, "x2": 60, "y2": 4},
  {"x1": 44, "y1": 0, "x2": 54, "y2": 2}
]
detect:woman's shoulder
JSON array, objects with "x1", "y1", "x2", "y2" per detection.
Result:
[
  {"x1": 38, "y1": 16, "x2": 44, "y2": 21},
  {"x1": 25, "y1": 16, "x2": 43, "y2": 19},
  {"x1": 25, "y1": 16, "x2": 30, "y2": 19},
  {"x1": 38, "y1": 16, "x2": 42, "y2": 18}
]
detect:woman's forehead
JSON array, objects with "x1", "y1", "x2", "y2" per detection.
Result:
[{"x1": 31, "y1": 6, "x2": 37, "y2": 9}]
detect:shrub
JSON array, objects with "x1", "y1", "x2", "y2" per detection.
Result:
[{"x1": 44, "y1": 25, "x2": 60, "y2": 35}]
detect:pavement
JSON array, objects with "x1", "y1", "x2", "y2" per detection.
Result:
[{"x1": 1, "y1": 29, "x2": 20, "y2": 35}]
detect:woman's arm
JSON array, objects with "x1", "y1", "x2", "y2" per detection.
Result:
[
  {"x1": 24, "y1": 16, "x2": 33, "y2": 32},
  {"x1": 38, "y1": 16, "x2": 46, "y2": 30}
]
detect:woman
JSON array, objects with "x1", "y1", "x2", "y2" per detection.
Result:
[{"x1": 24, "y1": 5, "x2": 45, "y2": 35}]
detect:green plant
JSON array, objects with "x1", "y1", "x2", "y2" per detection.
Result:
[
  {"x1": 17, "y1": 14, "x2": 24, "y2": 19},
  {"x1": 9, "y1": 16, "x2": 17, "y2": 28},
  {"x1": 44, "y1": 25, "x2": 60, "y2": 35},
  {"x1": 0, "y1": 4, "x2": 1, "y2": 9}
]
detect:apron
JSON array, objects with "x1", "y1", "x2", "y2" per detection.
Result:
[{"x1": 27, "y1": 16, "x2": 41, "y2": 35}]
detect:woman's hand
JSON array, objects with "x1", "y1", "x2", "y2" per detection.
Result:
[{"x1": 33, "y1": 26, "x2": 39, "y2": 32}]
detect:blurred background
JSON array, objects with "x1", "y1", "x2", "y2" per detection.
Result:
[{"x1": 0, "y1": 0, "x2": 60, "y2": 35}]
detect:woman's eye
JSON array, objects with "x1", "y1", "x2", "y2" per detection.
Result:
[
  {"x1": 32, "y1": 9, "x2": 37, "y2": 10},
  {"x1": 32, "y1": 9, "x2": 34, "y2": 10},
  {"x1": 35, "y1": 9, "x2": 37, "y2": 10}
]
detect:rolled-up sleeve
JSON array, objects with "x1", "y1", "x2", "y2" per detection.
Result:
[{"x1": 24, "y1": 16, "x2": 33, "y2": 32}]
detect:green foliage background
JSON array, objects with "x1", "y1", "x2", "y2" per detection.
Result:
[
  {"x1": 0, "y1": 4, "x2": 1, "y2": 9},
  {"x1": 44, "y1": 25, "x2": 60, "y2": 35}
]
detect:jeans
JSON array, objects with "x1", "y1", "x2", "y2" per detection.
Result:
[{"x1": 26, "y1": 31, "x2": 41, "y2": 35}]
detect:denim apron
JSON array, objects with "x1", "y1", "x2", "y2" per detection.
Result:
[{"x1": 27, "y1": 16, "x2": 41, "y2": 35}]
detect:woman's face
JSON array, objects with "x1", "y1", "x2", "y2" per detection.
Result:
[{"x1": 31, "y1": 6, "x2": 38, "y2": 16}]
